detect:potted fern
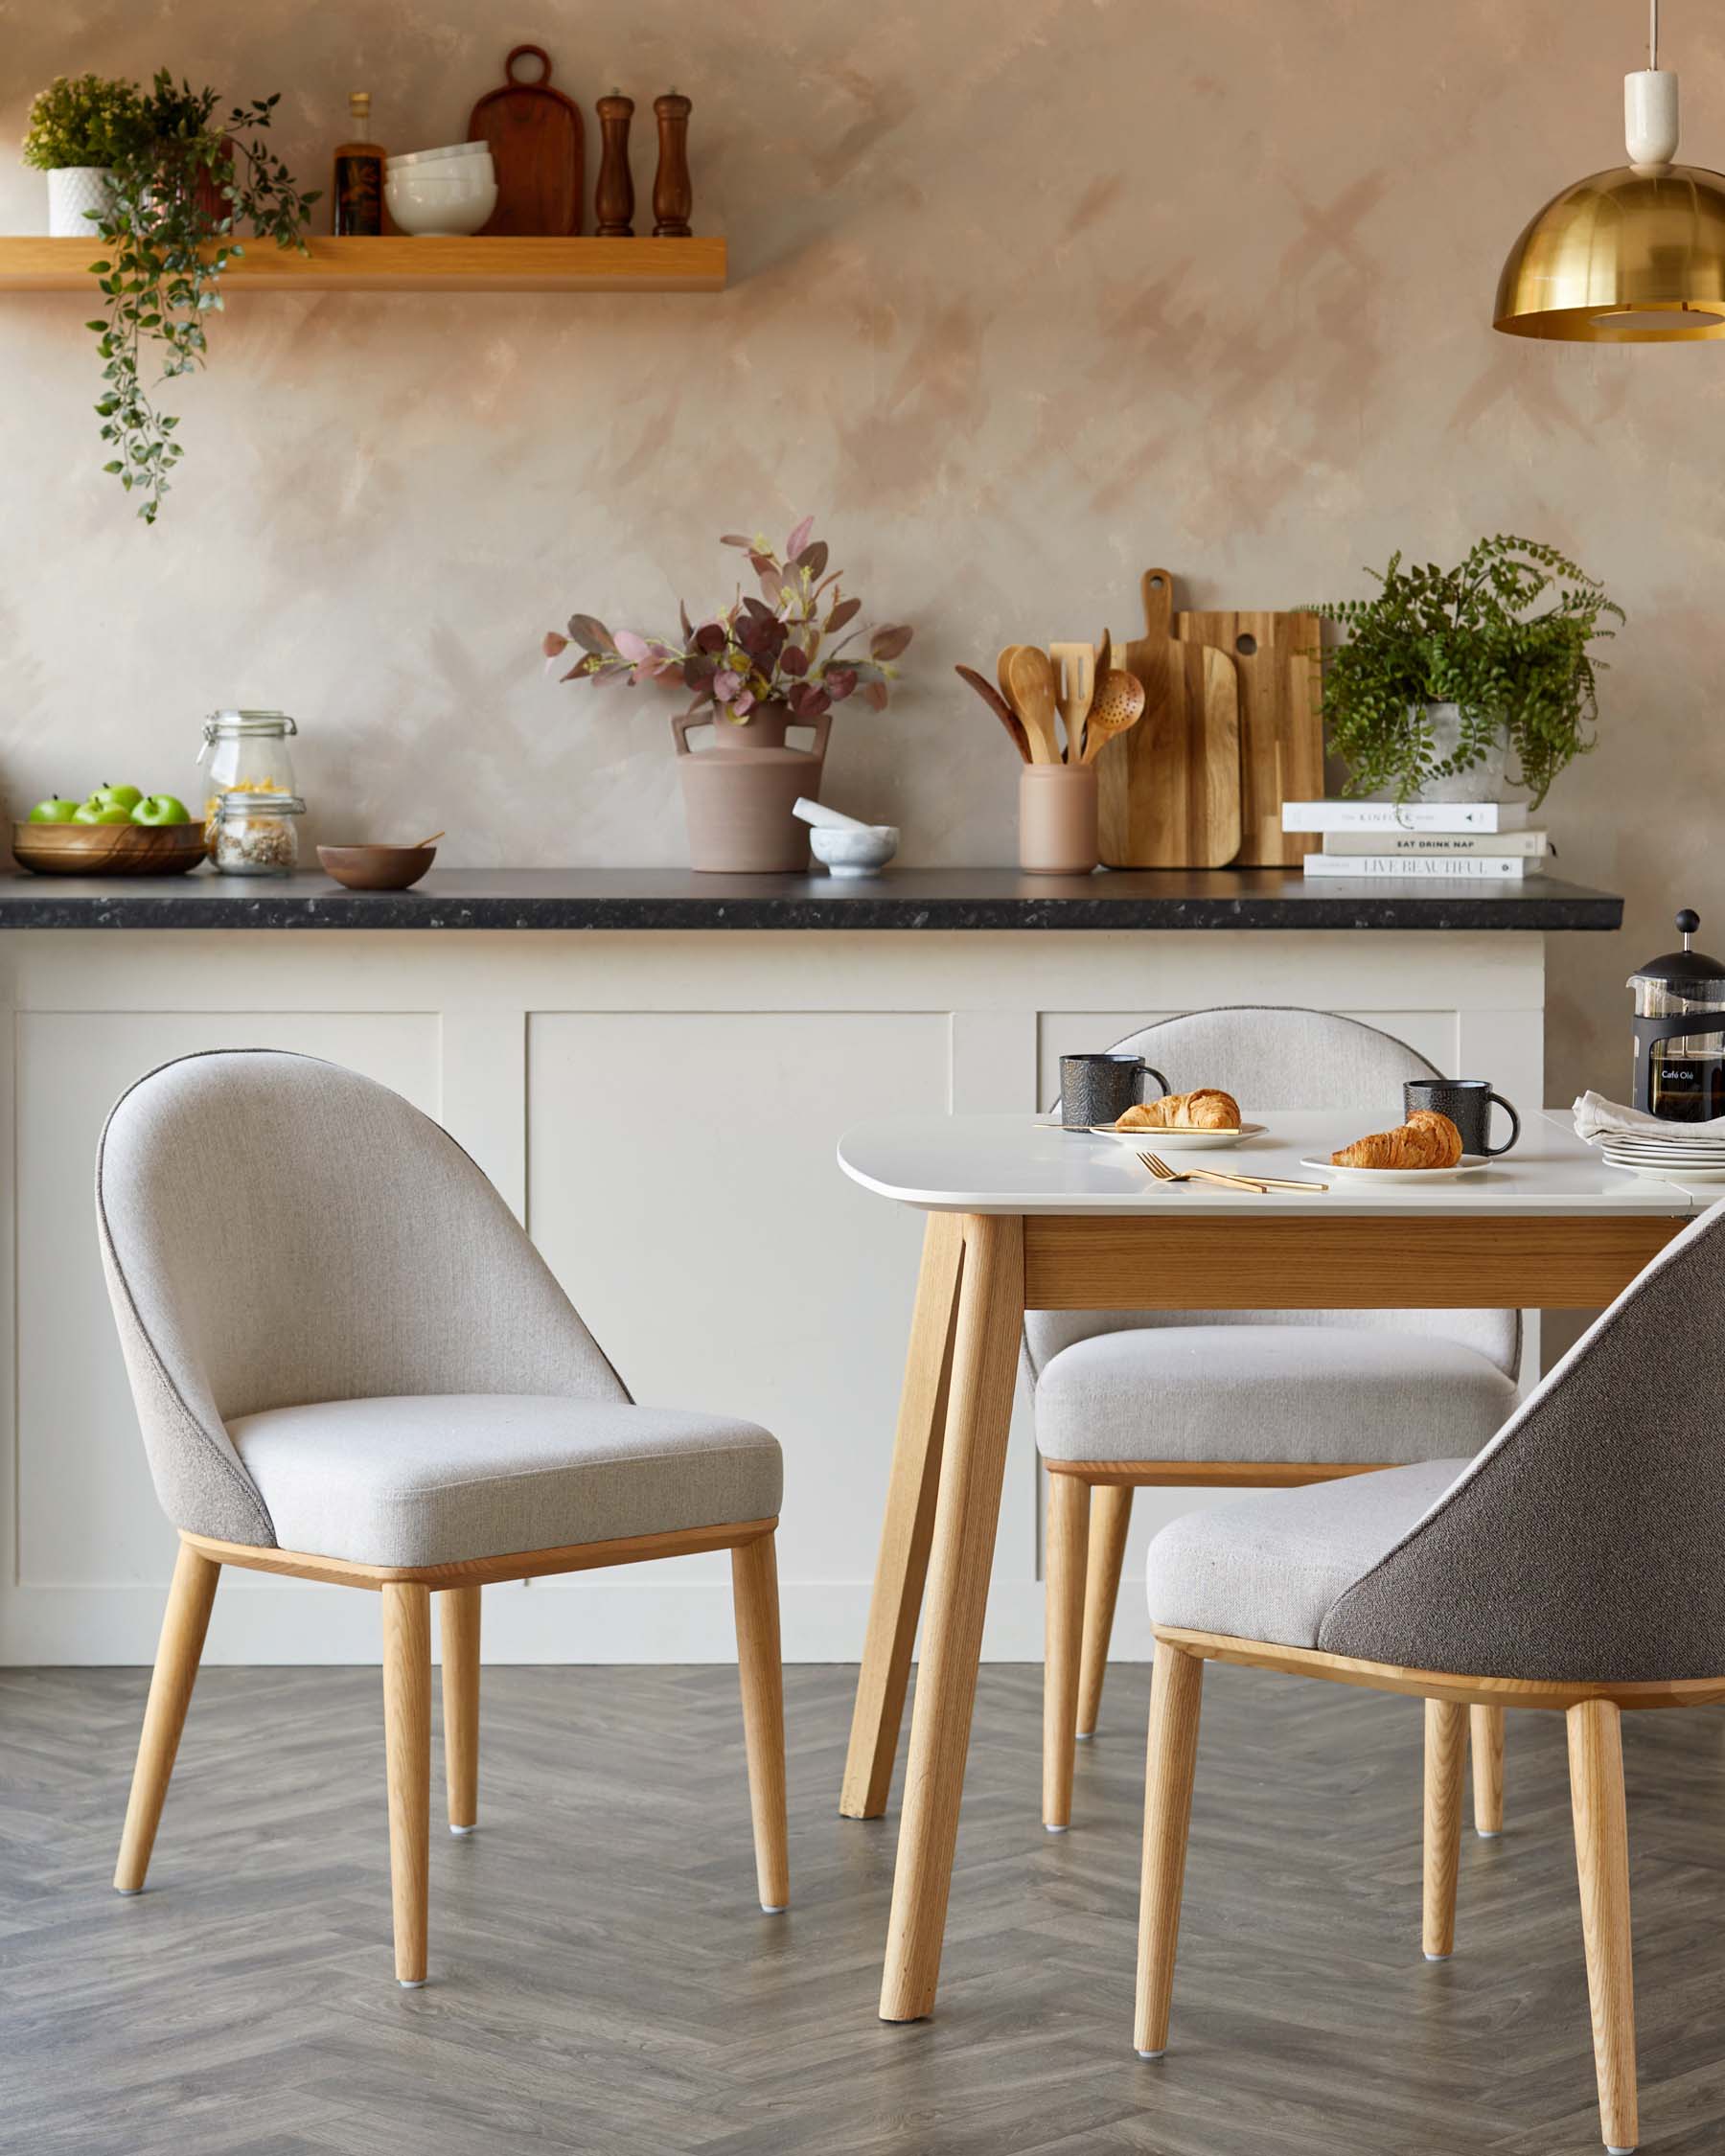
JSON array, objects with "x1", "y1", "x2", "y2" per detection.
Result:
[{"x1": 1311, "y1": 535, "x2": 1623, "y2": 808}]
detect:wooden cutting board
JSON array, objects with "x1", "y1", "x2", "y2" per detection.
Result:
[
  {"x1": 1099, "y1": 569, "x2": 1241, "y2": 868},
  {"x1": 469, "y1": 44, "x2": 586, "y2": 236},
  {"x1": 1174, "y1": 603, "x2": 1322, "y2": 866}
]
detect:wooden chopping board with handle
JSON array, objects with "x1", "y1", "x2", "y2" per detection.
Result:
[
  {"x1": 469, "y1": 44, "x2": 585, "y2": 235},
  {"x1": 1098, "y1": 569, "x2": 1241, "y2": 868},
  {"x1": 1174, "y1": 604, "x2": 1322, "y2": 866}
]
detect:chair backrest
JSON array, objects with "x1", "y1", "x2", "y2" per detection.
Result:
[
  {"x1": 1026, "y1": 1006, "x2": 1519, "y2": 1380},
  {"x1": 97, "y1": 1050, "x2": 626, "y2": 1548},
  {"x1": 1319, "y1": 1200, "x2": 1725, "y2": 1683}
]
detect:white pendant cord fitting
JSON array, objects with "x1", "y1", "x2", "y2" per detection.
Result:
[{"x1": 1627, "y1": 0, "x2": 1679, "y2": 171}]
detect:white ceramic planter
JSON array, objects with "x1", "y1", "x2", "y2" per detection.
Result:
[
  {"x1": 1409, "y1": 700, "x2": 1509, "y2": 803},
  {"x1": 46, "y1": 166, "x2": 115, "y2": 237}
]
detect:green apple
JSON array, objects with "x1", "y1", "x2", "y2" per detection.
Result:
[
  {"x1": 72, "y1": 801, "x2": 134, "y2": 826},
  {"x1": 130, "y1": 794, "x2": 191, "y2": 827},
  {"x1": 91, "y1": 782, "x2": 143, "y2": 813},
  {"x1": 27, "y1": 796, "x2": 79, "y2": 823}
]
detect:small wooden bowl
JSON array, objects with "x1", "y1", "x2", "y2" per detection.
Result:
[
  {"x1": 317, "y1": 843, "x2": 437, "y2": 892},
  {"x1": 12, "y1": 820, "x2": 207, "y2": 876}
]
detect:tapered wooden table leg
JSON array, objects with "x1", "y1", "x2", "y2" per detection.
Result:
[
  {"x1": 381, "y1": 1582, "x2": 432, "y2": 1986},
  {"x1": 1471, "y1": 1703, "x2": 1505, "y2": 1837},
  {"x1": 440, "y1": 1585, "x2": 481, "y2": 1834},
  {"x1": 1568, "y1": 1700, "x2": 1638, "y2": 2154},
  {"x1": 1423, "y1": 1697, "x2": 1467, "y2": 1961},
  {"x1": 879, "y1": 1213, "x2": 1023, "y2": 2022},
  {"x1": 114, "y1": 1538, "x2": 220, "y2": 1893},
  {"x1": 1134, "y1": 1636, "x2": 1205, "y2": 2058},
  {"x1": 1042, "y1": 1474, "x2": 1090, "y2": 1830},
  {"x1": 841, "y1": 1211, "x2": 964, "y2": 1820},
  {"x1": 1077, "y1": 1483, "x2": 1134, "y2": 1739},
  {"x1": 732, "y1": 1531, "x2": 790, "y2": 1912}
]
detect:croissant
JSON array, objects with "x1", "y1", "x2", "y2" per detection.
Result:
[
  {"x1": 1116, "y1": 1088, "x2": 1241, "y2": 1133},
  {"x1": 1331, "y1": 1111, "x2": 1462, "y2": 1170}
]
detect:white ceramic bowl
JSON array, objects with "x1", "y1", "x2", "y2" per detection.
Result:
[
  {"x1": 811, "y1": 825, "x2": 899, "y2": 879},
  {"x1": 385, "y1": 168, "x2": 498, "y2": 237},
  {"x1": 387, "y1": 142, "x2": 494, "y2": 172}
]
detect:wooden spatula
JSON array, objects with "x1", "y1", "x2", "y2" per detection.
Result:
[
  {"x1": 1048, "y1": 642, "x2": 1095, "y2": 764},
  {"x1": 1078, "y1": 670, "x2": 1145, "y2": 763},
  {"x1": 1003, "y1": 646, "x2": 1063, "y2": 765},
  {"x1": 954, "y1": 664, "x2": 1031, "y2": 763}
]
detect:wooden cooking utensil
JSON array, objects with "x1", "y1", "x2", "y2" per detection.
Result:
[
  {"x1": 468, "y1": 44, "x2": 585, "y2": 235},
  {"x1": 954, "y1": 665, "x2": 1031, "y2": 763},
  {"x1": 1100, "y1": 570, "x2": 1242, "y2": 867},
  {"x1": 1048, "y1": 642, "x2": 1095, "y2": 764},
  {"x1": 1174, "y1": 601, "x2": 1322, "y2": 865},
  {"x1": 1003, "y1": 646, "x2": 1064, "y2": 767},
  {"x1": 412, "y1": 831, "x2": 446, "y2": 849},
  {"x1": 1078, "y1": 669, "x2": 1145, "y2": 763}
]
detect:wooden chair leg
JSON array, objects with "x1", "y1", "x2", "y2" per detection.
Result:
[
  {"x1": 1568, "y1": 1700, "x2": 1638, "y2": 2154},
  {"x1": 1471, "y1": 1703, "x2": 1506, "y2": 1838},
  {"x1": 1076, "y1": 1482, "x2": 1133, "y2": 1741},
  {"x1": 381, "y1": 1582, "x2": 432, "y2": 1986},
  {"x1": 1422, "y1": 1698, "x2": 1468, "y2": 1961},
  {"x1": 1042, "y1": 1474, "x2": 1090, "y2": 1831},
  {"x1": 841, "y1": 1210, "x2": 964, "y2": 1820},
  {"x1": 731, "y1": 1531, "x2": 790, "y2": 1913},
  {"x1": 439, "y1": 1585, "x2": 481, "y2": 1835},
  {"x1": 1133, "y1": 1637, "x2": 1205, "y2": 2058},
  {"x1": 114, "y1": 1539, "x2": 221, "y2": 1893}
]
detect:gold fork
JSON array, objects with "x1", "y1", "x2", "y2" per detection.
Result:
[{"x1": 1138, "y1": 1152, "x2": 1329, "y2": 1194}]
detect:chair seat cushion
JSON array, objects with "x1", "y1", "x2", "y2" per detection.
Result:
[
  {"x1": 229, "y1": 1395, "x2": 782, "y2": 1568},
  {"x1": 1145, "y1": 1458, "x2": 1468, "y2": 1649},
  {"x1": 1034, "y1": 1324, "x2": 1516, "y2": 1466}
]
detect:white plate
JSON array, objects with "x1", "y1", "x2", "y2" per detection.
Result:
[
  {"x1": 1602, "y1": 1140, "x2": 1725, "y2": 1158},
  {"x1": 1092, "y1": 1121, "x2": 1265, "y2": 1151},
  {"x1": 1605, "y1": 1158, "x2": 1725, "y2": 1182},
  {"x1": 1300, "y1": 1154, "x2": 1491, "y2": 1183}
]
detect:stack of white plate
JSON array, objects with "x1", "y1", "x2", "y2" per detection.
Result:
[{"x1": 1599, "y1": 1130, "x2": 1725, "y2": 1182}]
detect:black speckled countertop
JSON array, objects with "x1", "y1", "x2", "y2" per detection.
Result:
[{"x1": 0, "y1": 866, "x2": 1625, "y2": 930}]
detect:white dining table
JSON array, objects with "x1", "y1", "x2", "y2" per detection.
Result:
[{"x1": 836, "y1": 1109, "x2": 1709, "y2": 2024}]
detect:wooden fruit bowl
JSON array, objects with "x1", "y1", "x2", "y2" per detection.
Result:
[{"x1": 12, "y1": 820, "x2": 208, "y2": 876}]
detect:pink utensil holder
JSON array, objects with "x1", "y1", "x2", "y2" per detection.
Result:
[{"x1": 1019, "y1": 765, "x2": 1098, "y2": 876}]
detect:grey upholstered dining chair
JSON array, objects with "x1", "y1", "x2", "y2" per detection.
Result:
[
  {"x1": 1033, "y1": 1006, "x2": 1521, "y2": 1830},
  {"x1": 1133, "y1": 1201, "x2": 1725, "y2": 2155},
  {"x1": 100, "y1": 1049, "x2": 787, "y2": 1987}
]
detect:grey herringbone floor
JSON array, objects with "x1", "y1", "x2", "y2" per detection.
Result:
[{"x1": 6, "y1": 1661, "x2": 1725, "y2": 2154}]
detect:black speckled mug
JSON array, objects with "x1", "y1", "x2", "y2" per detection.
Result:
[
  {"x1": 1403, "y1": 1078, "x2": 1522, "y2": 1158},
  {"x1": 1060, "y1": 1054, "x2": 1171, "y2": 1132}
]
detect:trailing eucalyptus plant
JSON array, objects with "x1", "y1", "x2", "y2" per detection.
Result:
[
  {"x1": 83, "y1": 73, "x2": 318, "y2": 522},
  {"x1": 1311, "y1": 536, "x2": 1623, "y2": 807}
]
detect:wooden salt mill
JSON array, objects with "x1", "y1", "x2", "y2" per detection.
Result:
[
  {"x1": 653, "y1": 91, "x2": 693, "y2": 237},
  {"x1": 594, "y1": 91, "x2": 635, "y2": 237}
]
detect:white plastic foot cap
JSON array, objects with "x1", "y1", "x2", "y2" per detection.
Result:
[
  {"x1": 1607, "y1": 2145, "x2": 1636, "y2": 2154},
  {"x1": 1136, "y1": 2047, "x2": 1165, "y2": 2061},
  {"x1": 449, "y1": 1823, "x2": 476, "y2": 1837},
  {"x1": 1044, "y1": 1823, "x2": 1069, "y2": 1835},
  {"x1": 397, "y1": 1977, "x2": 427, "y2": 1989},
  {"x1": 1423, "y1": 1951, "x2": 1452, "y2": 1962},
  {"x1": 761, "y1": 1902, "x2": 788, "y2": 1914},
  {"x1": 1074, "y1": 1730, "x2": 1094, "y2": 1743},
  {"x1": 1477, "y1": 1827, "x2": 1501, "y2": 1840},
  {"x1": 115, "y1": 1886, "x2": 143, "y2": 1897}
]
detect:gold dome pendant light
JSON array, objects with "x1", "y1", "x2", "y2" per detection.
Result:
[{"x1": 1495, "y1": 0, "x2": 1725, "y2": 340}]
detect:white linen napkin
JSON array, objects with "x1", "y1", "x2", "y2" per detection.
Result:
[{"x1": 1573, "y1": 1089, "x2": 1725, "y2": 1143}]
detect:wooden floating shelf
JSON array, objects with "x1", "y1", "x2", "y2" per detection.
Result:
[{"x1": 0, "y1": 234, "x2": 726, "y2": 293}]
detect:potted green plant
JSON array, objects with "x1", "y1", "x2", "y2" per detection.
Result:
[
  {"x1": 21, "y1": 74, "x2": 148, "y2": 236},
  {"x1": 544, "y1": 517, "x2": 913, "y2": 872},
  {"x1": 66, "y1": 71, "x2": 319, "y2": 523},
  {"x1": 1311, "y1": 535, "x2": 1623, "y2": 808}
]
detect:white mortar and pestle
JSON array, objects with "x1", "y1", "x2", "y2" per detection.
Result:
[{"x1": 793, "y1": 798, "x2": 900, "y2": 879}]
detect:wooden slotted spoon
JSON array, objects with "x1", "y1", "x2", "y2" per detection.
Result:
[
  {"x1": 1048, "y1": 641, "x2": 1095, "y2": 764},
  {"x1": 1002, "y1": 646, "x2": 1063, "y2": 765},
  {"x1": 1079, "y1": 669, "x2": 1147, "y2": 764}
]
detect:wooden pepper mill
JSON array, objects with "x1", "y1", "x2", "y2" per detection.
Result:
[
  {"x1": 653, "y1": 91, "x2": 693, "y2": 237},
  {"x1": 594, "y1": 90, "x2": 635, "y2": 237}
]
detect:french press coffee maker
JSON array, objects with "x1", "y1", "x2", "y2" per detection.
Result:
[{"x1": 1628, "y1": 909, "x2": 1725, "y2": 1120}]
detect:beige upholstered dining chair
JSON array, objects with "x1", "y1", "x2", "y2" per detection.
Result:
[
  {"x1": 100, "y1": 1049, "x2": 788, "y2": 1986},
  {"x1": 1033, "y1": 1007, "x2": 1521, "y2": 1831},
  {"x1": 1132, "y1": 1200, "x2": 1725, "y2": 2155}
]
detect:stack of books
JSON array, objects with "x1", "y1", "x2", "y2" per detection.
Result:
[{"x1": 1281, "y1": 801, "x2": 1550, "y2": 880}]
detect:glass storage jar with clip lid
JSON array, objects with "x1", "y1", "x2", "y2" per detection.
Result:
[
  {"x1": 198, "y1": 710, "x2": 299, "y2": 840},
  {"x1": 211, "y1": 791, "x2": 305, "y2": 877}
]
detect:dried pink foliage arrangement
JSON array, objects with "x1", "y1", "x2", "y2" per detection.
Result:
[{"x1": 544, "y1": 516, "x2": 913, "y2": 724}]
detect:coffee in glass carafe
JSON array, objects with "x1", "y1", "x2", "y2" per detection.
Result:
[{"x1": 1627, "y1": 909, "x2": 1725, "y2": 1120}]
